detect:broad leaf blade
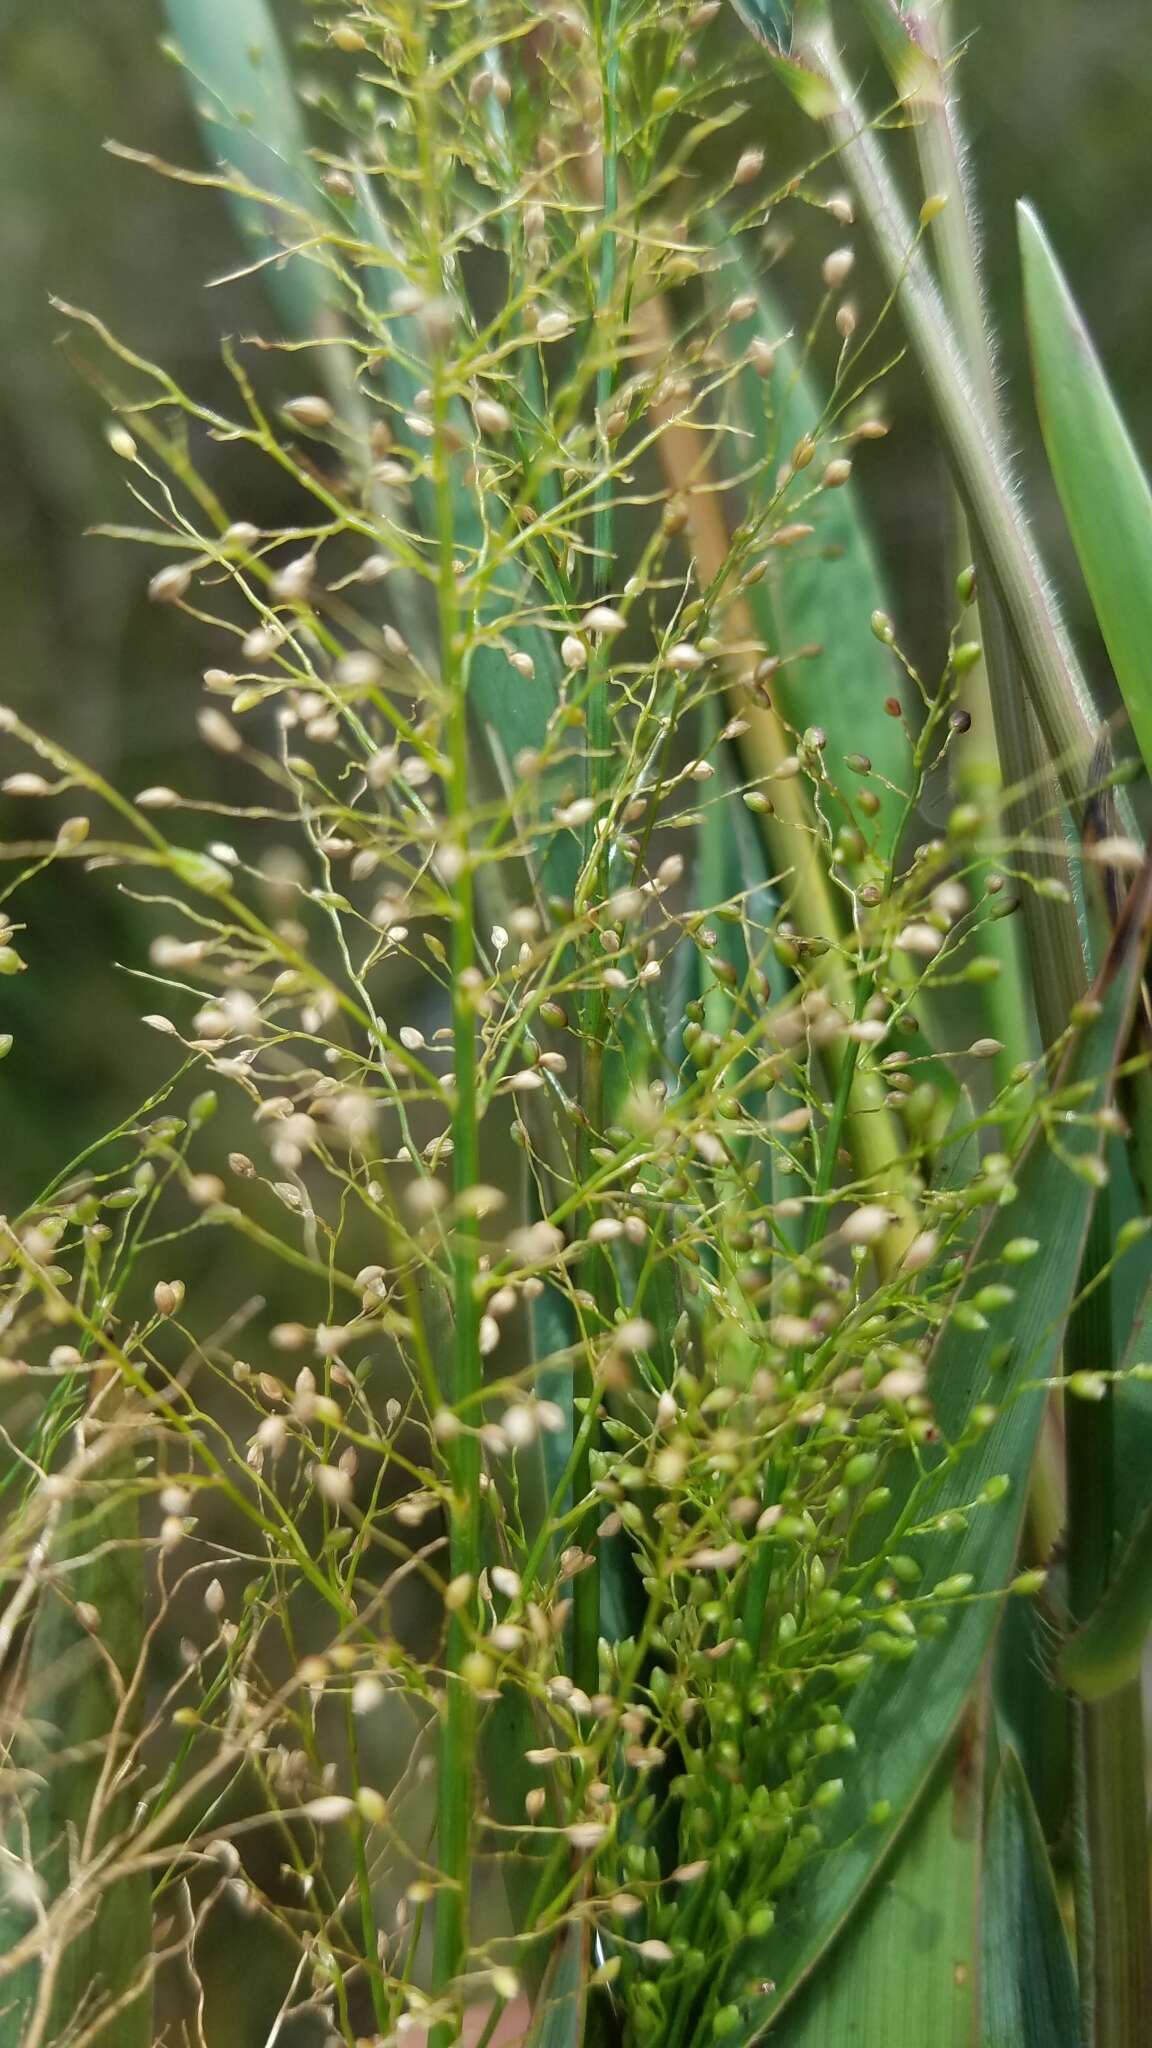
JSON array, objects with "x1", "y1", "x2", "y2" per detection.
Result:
[
  {"x1": 982, "y1": 1750, "x2": 1078, "y2": 2047},
  {"x1": 0, "y1": 1443, "x2": 150, "y2": 2047},
  {"x1": 726, "y1": 862, "x2": 1152, "y2": 2032},
  {"x1": 1019, "y1": 202, "x2": 1152, "y2": 781},
  {"x1": 774, "y1": 1728, "x2": 982, "y2": 2046}
]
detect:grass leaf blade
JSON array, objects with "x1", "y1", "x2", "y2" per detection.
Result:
[
  {"x1": 773, "y1": 1728, "x2": 981, "y2": 2047},
  {"x1": 1019, "y1": 201, "x2": 1152, "y2": 780},
  {"x1": 1061, "y1": 1263, "x2": 1152, "y2": 1699},
  {"x1": 982, "y1": 1749, "x2": 1078, "y2": 2047},
  {"x1": 709, "y1": 250, "x2": 912, "y2": 845},
  {"x1": 162, "y1": 0, "x2": 333, "y2": 345},
  {"x1": 524, "y1": 1917, "x2": 591, "y2": 2048}
]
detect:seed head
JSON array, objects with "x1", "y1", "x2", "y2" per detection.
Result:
[
  {"x1": 822, "y1": 247, "x2": 855, "y2": 290},
  {"x1": 896, "y1": 922, "x2": 943, "y2": 958},
  {"x1": 283, "y1": 396, "x2": 334, "y2": 430},
  {"x1": 841, "y1": 1205, "x2": 892, "y2": 1247},
  {"x1": 583, "y1": 604, "x2": 627, "y2": 636},
  {"x1": 536, "y1": 309, "x2": 573, "y2": 342},
  {"x1": 733, "y1": 146, "x2": 765, "y2": 186},
  {"x1": 271, "y1": 552, "x2": 316, "y2": 603},
  {"x1": 149, "y1": 563, "x2": 192, "y2": 605},
  {"x1": 667, "y1": 641, "x2": 704, "y2": 672},
  {"x1": 473, "y1": 396, "x2": 512, "y2": 436},
  {"x1": 313, "y1": 1463, "x2": 354, "y2": 1506},
  {"x1": 197, "y1": 709, "x2": 242, "y2": 754}
]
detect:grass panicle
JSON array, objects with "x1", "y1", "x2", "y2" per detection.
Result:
[{"x1": 0, "y1": 7, "x2": 1149, "y2": 2047}]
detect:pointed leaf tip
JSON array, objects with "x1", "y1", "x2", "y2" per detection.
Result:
[
  {"x1": 1019, "y1": 202, "x2": 1152, "y2": 784},
  {"x1": 728, "y1": 0, "x2": 796, "y2": 50}
]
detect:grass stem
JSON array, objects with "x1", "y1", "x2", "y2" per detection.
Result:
[
  {"x1": 790, "y1": 22, "x2": 1100, "y2": 807},
  {"x1": 570, "y1": 0, "x2": 624, "y2": 1700}
]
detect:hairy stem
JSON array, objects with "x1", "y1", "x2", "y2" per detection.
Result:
[
  {"x1": 790, "y1": 22, "x2": 1099, "y2": 808},
  {"x1": 901, "y1": 0, "x2": 1083, "y2": 1057}
]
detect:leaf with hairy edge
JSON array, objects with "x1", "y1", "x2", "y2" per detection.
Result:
[
  {"x1": 774, "y1": 1725, "x2": 982, "y2": 2047},
  {"x1": 705, "y1": 248, "x2": 912, "y2": 848},
  {"x1": 524, "y1": 1917, "x2": 591, "y2": 2048},
  {"x1": 728, "y1": 1, "x2": 840, "y2": 115},
  {"x1": 0, "y1": 1443, "x2": 150, "y2": 2048},
  {"x1": 720, "y1": 860, "x2": 1152, "y2": 2037},
  {"x1": 727, "y1": 0, "x2": 796, "y2": 51},
  {"x1": 858, "y1": 0, "x2": 945, "y2": 102},
  {"x1": 1019, "y1": 202, "x2": 1152, "y2": 782},
  {"x1": 982, "y1": 1750, "x2": 1078, "y2": 2047}
]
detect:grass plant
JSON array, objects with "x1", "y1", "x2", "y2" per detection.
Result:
[{"x1": 1, "y1": 5, "x2": 1151, "y2": 2044}]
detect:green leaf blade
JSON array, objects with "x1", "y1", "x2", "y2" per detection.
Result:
[
  {"x1": 774, "y1": 1732, "x2": 981, "y2": 2047},
  {"x1": 163, "y1": 0, "x2": 332, "y2": 344},
  {"x1": 1019, "y1": 201, "x2": 1152, "y2": 781},
  {"x1": 982, "y1": 1750, "x2": 1078, "y2": 2048},
  {"x1": 524, "y1": 1919, "x2": 590, "y2": 2048},
  {"x1": 1061, "y1": 1274, "x2": 1152, "y2": 1699},
  {"x1": 709, "y1": 251, "x2": 913, "y2": 848},
  {"x1": 728, "y1": 0, "x2": 797, "y2": 52}
]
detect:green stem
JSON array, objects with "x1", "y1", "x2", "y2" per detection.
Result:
[
  {"x1": 570, "y1": 0, "x2": 623, "y2": 1701},
  {"x1": 790, "y1": 24, "x2": 1100, "y2": 808},
  {"x1": 900, "y1": 0, "x2": 1081, "y2": 1064},
  {"x1": 423, "y1": 101, "x2": 483, "y2": 2048}
]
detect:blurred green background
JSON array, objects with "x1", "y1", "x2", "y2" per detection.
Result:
[{"x1": 2, "y1": 0, "x2": 1151, "y2": 1190}]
